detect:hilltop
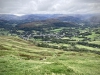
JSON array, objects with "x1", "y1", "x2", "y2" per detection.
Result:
[{"x1": 0, "y1": 36, "x2": 100, "y2": 75}]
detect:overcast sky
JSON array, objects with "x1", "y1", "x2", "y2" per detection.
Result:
[{"x1": 0, "y1": 0, "x2": 100, "y2": 15}]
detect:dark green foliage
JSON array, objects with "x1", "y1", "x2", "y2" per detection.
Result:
[
  {"x1": 53, "y1": 22, "x2": 77, "y2": 27},
  {"x1": 79, "y1": 32, "x2": 92, "y2": 36},
  {"x1": 77, "y1": 41, "x2": 100, "y2": 48}
]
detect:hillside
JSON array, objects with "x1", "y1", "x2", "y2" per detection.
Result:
[
  {"x1": 0, "y1": 36, "x2": 100, "y2": 75},
  {"x1": 17, "y1": 19, "x2": 77, "y2": 30}
]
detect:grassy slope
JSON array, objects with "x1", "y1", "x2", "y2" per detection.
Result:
[{"x1": 0, "y1": 36, "x2": 100, "y2": 75}]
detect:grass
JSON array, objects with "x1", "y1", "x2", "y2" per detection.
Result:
[
  {"x1": 49, "y1": 43, "x2": 71, "y2": 47},
  {"x1": 89, "y1": 41, "x2": 100, "y2": 45},
  {"x1": 0, "y1": 36, "x2": 100, "y2": 75},
  {"x1": 0, "y1": 29, "x2": 9, "y2": 35},
  {"x1": 76, "y1": 45, "x2": 100, "y2": 51},
  {"x1": 50, "y1": 28, "x2": 64, "y2": 32},
  {"x1": 86, "y1": 32, "x2": 100, "y2": 40}
]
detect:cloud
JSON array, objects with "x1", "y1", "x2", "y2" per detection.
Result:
[
  {"x1": 75, "y1": 0, "x2": 100, "y2": 3},
  {"x1": 0, "y1": 0, "x2": 100, "y2": 14}
]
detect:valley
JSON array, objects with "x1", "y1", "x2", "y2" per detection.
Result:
[{"x1": 0, "y1": 14, "x2": 100, "y2": 75}]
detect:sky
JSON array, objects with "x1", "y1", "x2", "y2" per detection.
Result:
[{"x1": 0, "y1": 0, "x2": 100, "y2": 15}]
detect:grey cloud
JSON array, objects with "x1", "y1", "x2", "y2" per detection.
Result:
[
  {"x1": 75, "y1": 0, "x2": 100, "y2": 3},
  {"x1": 0, "y1": 0, "x2": 100, "y2": 14}
]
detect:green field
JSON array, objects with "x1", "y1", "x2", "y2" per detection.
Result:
[
  {"x1": 0, "y1": 36, "x2": 100, "y2": 75},
  {"x1": 89, "y1": 41, "x2": 100, "y2": 45},
  {"x1": 76, "y1": 45, "x2": 100, "y2": 51}
]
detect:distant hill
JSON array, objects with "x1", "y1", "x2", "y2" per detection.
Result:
[
  {"x1": 0, "y1": 14, "x2": 99, "y2": 30},
  {"x1": 89, "y1": 15, "x2": 100, "y2": 23},
  {"x1": 0, "y1": 14, "x2": 20, "y2": 20},
  {"x1": 0, "y1": 14, "x2": 64, "y2": 21},
  {"x1": 17, "y1": 18, "x2": 77, "y2": 30},
  {"x1": 57, "y1": 16, "x2": 82, "y2": 23},
  {"x1": 0, "y1": 14, "x2": 94, "y2": 22}
]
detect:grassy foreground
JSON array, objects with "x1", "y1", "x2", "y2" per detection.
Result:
[{"x1": 0, "y1": 36, "x2": 100, "y2": 75}]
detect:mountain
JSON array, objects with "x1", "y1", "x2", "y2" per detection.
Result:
[
  {"x1": 17, "y1": 18, "x2": 78, "y2": 30},
  {"x1": 0, "y1": 14, "x2": 20, "y2": 20},
  {"x1": 0, "y1": 14, "x2": 63, "y2": 21},
  {"x1": 0, "y1": 14, "x2": 99, "y2": 29},
  {"x1": 0, "y1": 14, "x2": 94, "y2": 22},
  {"x1": 57, "y1": 16, "x2": 82, "y2": 23},
  {"x1": 89, "y1": 15, "x2": 100, "y2": 23}
]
